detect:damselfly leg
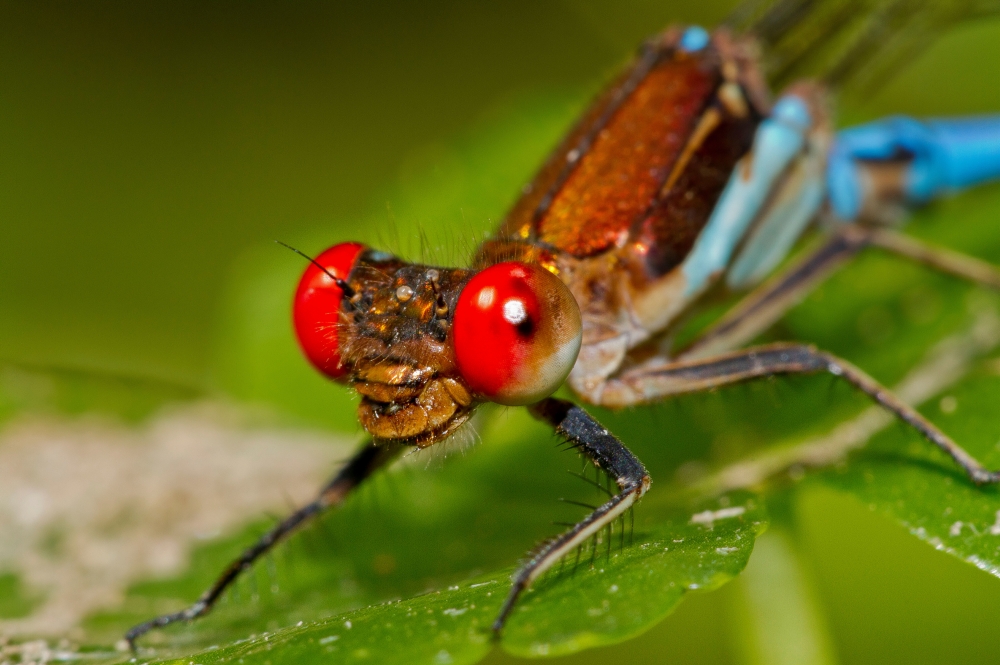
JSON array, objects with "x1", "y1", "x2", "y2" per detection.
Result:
[
  {"x1": 124, "y1": 441, "x2": 402, "y2": 649},
  {"x1": 493, "y1": 398, "x2": 650, "y2": 634},
  {"x1": 681, "y1": 226, "x2": 1000, "y2": 361},
  {"x1": 590, "y1": 343, "x2": 1000, "y2": 485}
]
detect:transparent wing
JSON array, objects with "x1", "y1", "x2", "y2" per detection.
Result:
[{"x1": 726, "y1": 0, "x2": 1000, "y2": 94}]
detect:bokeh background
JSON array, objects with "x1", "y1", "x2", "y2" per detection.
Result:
[{"x1": 3, "y1": 1, "x2": 1000, "y2": 664}]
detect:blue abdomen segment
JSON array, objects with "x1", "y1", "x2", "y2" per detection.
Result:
[{"x1": 828, "y1": 115, "x2": 1000, "y2": 220}]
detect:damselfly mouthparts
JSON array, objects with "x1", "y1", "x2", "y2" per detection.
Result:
[{"x1": 126, "y1": 6, "x2": 1000, "y2": 648}]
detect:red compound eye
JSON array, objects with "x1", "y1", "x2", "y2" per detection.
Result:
[
  {"x1": 453, "y1": 262, "x2": 582, "y2": 405},
  {"x1": 292, "y1": 242, "x2": 365, "y2": 380}
]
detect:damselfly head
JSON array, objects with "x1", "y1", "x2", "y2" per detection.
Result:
[{"x1": 291, "y1": 244, "x2": 583, "y2": 447}]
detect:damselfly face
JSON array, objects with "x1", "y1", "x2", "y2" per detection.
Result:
[{"x1": 292, "y1": 244, "x2": 582, "y2": 446}]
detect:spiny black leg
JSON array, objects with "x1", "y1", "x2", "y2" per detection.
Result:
[
  {"x1": 492, "y1": 398, "x2": 650, "y2": 635},
  {"x1": 125, "y1": 440, "x2": 400, "y2": 649},
  {"x1": 623, "y1": 344, "x2": 1000, "y2": 485}
]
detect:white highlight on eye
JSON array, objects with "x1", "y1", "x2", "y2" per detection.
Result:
[
  {"x1": 476, "y1": 286, "x2": 495, "y2": 309},
  {"x1": 502, "y1": 299, "x2": 527, "y2": 325}
]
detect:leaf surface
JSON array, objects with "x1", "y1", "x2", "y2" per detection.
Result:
[{"x1": 151, "y1": 495, "x2": 766, "y2": 664}]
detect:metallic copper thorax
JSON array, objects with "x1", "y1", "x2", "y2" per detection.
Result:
[{"x1": 477, "y1": 28, "x2": 772, "y2": 398}]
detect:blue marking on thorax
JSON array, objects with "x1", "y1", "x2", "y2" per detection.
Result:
[
  {"x1": 681, "y1": 96, "x2": 811, "y2": 296},
  {"x1": 727, "y1": 176, "x2": 825, "y2": 289},
  {"x1": 679, "y1": 26, "x2": 710, "y2": 53},
  {"x1": 828, "y1": 115, "x2": 1000, "y2": 220}
]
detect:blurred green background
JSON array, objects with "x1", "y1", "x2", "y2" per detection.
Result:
[{"x1": 3, "y1": 1, "x2": 1000, "y2": 664}]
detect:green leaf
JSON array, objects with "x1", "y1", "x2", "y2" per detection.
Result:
[
  {"x1": 501, "y1": 494, "x2": 765, "y2": 658},
  {"x1": 150, "y1": 494, "x2": 765, "y2": 665},
  {"x1": 819, "y1": 369, "x2": 1000, "y2": 576},
  {"x1": 93, "y1": 404, "x2": 765, "y2": 662}
]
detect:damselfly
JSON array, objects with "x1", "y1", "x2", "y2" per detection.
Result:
[{"x1": 126, "y1": 1, "x2": 1000, "y2": 647}]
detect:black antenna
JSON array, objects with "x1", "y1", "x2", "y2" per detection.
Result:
[{"x1": 275, "y1": 240, "x2": 356, "y2": 298}]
